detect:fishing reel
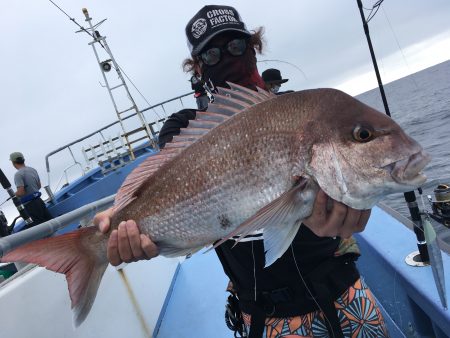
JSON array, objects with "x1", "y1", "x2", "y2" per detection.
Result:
[{"x1": 427, "y1": 184, "x2": 450, "y2": 228}]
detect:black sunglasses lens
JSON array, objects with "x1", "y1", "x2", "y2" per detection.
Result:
[
  {"x1": 201, "y1": 39, "x2": 247, "y2": 66},
  {"x1": 201, "y1": 47, "x2": 221, "y2": 66},
  {"x1": 227, "y1": 39, "x2": 247, "y2": 56}
]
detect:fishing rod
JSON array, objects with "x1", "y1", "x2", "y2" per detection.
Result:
[
  {"x1": 356, "y1": 0, "x2": 430, "y2": 262},
  {"x1": 0, "y1": 168, "x2": 33, "y2": 227}
]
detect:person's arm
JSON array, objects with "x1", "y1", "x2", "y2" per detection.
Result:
[
  {"x1": 158, "y1": 109, "x2": 196, "y2": 148},
  {"x1": 94, "y1": 208, "x2": 159, "y2": 266},
  {"x1": 15, "y1": 186, "x2": 26, "y2": 197},
  {"x1": 14, "y1": 172, "x2": 26, "y2": 197}
]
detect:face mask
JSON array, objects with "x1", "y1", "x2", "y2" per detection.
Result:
[
  {"x1": 270, "y1": 85, "x2": 281, "y2": 94},
  {"x1": 200, "y1": 48, "x2": 266, "y2": 92}
]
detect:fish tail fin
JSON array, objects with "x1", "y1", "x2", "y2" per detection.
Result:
[{"x1": 0, "y1": 226, "x2": 108, "y2": 326}]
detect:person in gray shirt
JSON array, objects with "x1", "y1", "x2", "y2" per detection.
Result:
[{"x1": 10, "y1": 152, "x2": 52, "y2": 229}]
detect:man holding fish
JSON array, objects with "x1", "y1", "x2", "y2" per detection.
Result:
[
  {"x1": 2, "y1": 4, "x2": 431, "y2": 338},
  {"x1": 95, "y1": 5, "x2": 400, "y2": 337}
]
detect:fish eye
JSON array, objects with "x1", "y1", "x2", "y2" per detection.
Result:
[{"x1": 352, "y1": 126, "x2": 373, "y2": 142}]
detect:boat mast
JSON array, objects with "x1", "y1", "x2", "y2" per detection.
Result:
[
  {"x1": 355, "y1": 0, "x2": 429, "y2": 263},
  {"x1": 81, "y1": 8, "x2": 158, "y2": 159}
]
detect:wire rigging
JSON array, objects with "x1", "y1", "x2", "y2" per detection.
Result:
[
  {"x1": 117, "y1": 65, "x2": 162, "y2": 119},
  {"x1": 362, "y1": 0, "x2": 385, "y2": 23},
  {"x1": 48, "y1": 0, "x2": 95, "y2": 39},
  {"x1": 47, "y1": 0, "x2": 157, "y2": 116},
  {"x1": 362, "y1": 1, "x2": 420, "y2": 91},
  {"x1": 381, "y1": 6, "x2": 420, "y2": 90}
]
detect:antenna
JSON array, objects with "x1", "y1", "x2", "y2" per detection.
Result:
[{"x1": 80, "y1": 8, "x2": 158, "y2": 159}]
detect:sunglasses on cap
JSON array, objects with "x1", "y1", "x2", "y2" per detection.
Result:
[{"x1": 200, "y1": 38, "x2": 247, "y2": 66}]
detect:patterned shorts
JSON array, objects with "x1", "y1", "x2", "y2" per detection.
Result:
[{"x1": 242, "y1": 278, "x2": 389, "y2": 338}]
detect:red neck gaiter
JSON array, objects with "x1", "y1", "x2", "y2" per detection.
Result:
[{"x1": 201, "y1": 48, "x2": 266, "y2": 92}]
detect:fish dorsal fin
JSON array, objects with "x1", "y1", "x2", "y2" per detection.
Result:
[
  {"x1": 113, "y1": 82, "x2": 275, "y2": 213},
  {"x1": 223, "y1": 82, "x2": 275, "y2": 101},
  {"x1": 113, "y1": 148, "x2": 181, "y2": 212}
]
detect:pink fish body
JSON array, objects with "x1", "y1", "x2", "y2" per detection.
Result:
[{"x1": 1, "y1": 83, "x2": 430, "y2": 326}]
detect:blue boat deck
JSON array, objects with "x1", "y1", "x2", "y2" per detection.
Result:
[
  {"x1": 153, "y1": 206, "x2": 450, "y2": 338},
  {"x1": 155, "y1": 252, "x2": 230, "y2": 337}
]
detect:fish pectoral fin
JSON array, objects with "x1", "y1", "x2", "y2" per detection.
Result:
[
  {"x1": 213, "y1": 178, "x2": 313, "y2": 262},
  {"x1": 263, "y1": 220, "x2": 302, "y2": 267}
]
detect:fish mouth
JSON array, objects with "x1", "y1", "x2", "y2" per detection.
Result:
[{"x1": 384, "y1": 150, "x2": 431, "y2": 186}]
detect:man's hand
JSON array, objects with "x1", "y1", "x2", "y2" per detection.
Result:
[
  {"x1": 303, "y1": 189, "x2": 371, "y2": 239},
  {"x1": 94, "y1": 208, "x2": 159, "y2": 266}
]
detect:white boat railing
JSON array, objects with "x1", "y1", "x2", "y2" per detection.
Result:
[
  {"x1": 44, "y1": 91, "x2": 194, "y2": 196},
  {"x1": 53, "y1": 162, "x2": 85, "y2": 192}
]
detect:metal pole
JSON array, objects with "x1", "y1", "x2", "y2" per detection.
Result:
[
  {"x1": 0, "y1": 194, "x2": 115, "y2": 257},
  {"x1": 356, "y1": 0, "x2": 428, "y2": 262},
  {"x1": 404, "y1": 190, "x2": 429, "y2": 262}
]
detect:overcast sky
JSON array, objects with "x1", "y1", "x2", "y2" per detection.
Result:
[{"x1": 1, "y1": 0, "x2": 450, "y2": 221}]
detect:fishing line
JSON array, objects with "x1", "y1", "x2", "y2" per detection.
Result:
[
  {"x1": 392, "y1": 269, "x2": 403, "y2": 329},
  {"x1": 115, "y1": 65, "x2": 163, "y2": 121},
  {"x1": 258, "y1": 59, "x2": 308, "y2": 80},
  {"x1": 381, "y1": 6, "x2": 420, "y2": 90},
  {"x1": 290, "y1": 244, "x2": 336, "y2": 338},
  {"x1": 251, "y1": 241, "x2": 257, "y2": 301}
]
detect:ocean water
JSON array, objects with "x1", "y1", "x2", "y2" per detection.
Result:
[{"x1": 355, "y1": 60, "x2": 450, "y2": 216}]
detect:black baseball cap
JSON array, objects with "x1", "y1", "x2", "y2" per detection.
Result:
[{"x1": 186, "y1": 5, "x2": 251, "y2": 56}]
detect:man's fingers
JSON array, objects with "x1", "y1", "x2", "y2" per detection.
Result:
[
  {"x1": 303, "y1": 190, "x2": 327, "y2": 228},
  {"x1": 312, "y1": 189, "x2": 328, "y2": 217},
  {"x1": 141, "y1": 234, "x2": 159, "y2": 259},
  {"x1": 117, "y1": 221, "x2": 133, "y2": 263},
  {"x1": 339, "y1": 209, "x2": 372, "y2": 238},
  {"x1": 341, "y1": 207, "x2": 360, "y2": 236},
  {"x1": 323, "y1": 201, "x2": 347, "y2": 234},
  {"x1": 94, "y1": 208, "x2": 114, "y2": 233},
  {"x1": 357, "y1": 209, "x2": 371, "y2": 232},
  {"x1": 107, "y1": 230, "x2": 122, "y2": 266},
  {"x1": 125, "y1": 220, "x2": 144, "y2": 260}
]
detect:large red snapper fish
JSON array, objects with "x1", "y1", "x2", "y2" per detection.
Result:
[{"x1": 1, "y1": 83, "x2": 430, "y2": 326}]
